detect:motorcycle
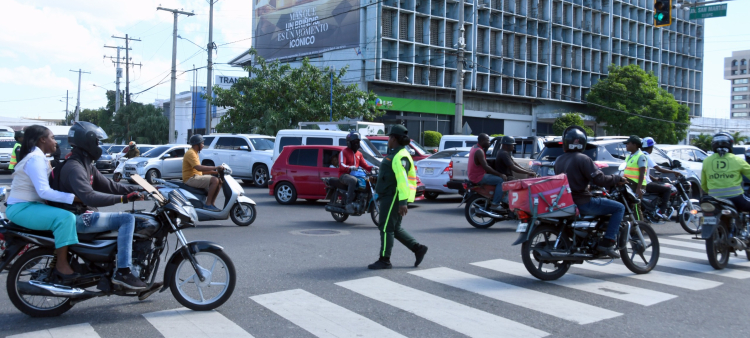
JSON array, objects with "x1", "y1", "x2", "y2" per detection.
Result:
[
  {"x1": 637, "y1": 176, "x2": 702, "y2": 234},
  {"x1": 513, "y1": 181, "x2": 660, "y2": 281},
  {"x1": 698, "y1": 195, "x2": 750, "y2": 270},
  {"x1": 323, "y1": 169, "x2": 379, "y2": 226},
  {"x1": 154, "y1": 164, "x2": 257, "y2": 226},
  {"x1": 112, "y1": 160, "x2": 126, "y2": 183},
  {"x1": 0, "y1": 174, "x2": 236, "y2": 317},
  {"x1": 0, "y1": 187, "x2": 30, "y2": 271},
  {"x1": 461, "y1": 181, "x2": 516, "y2": 229}
]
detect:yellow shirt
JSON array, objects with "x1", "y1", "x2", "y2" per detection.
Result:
[{"x1": 182, "y1": 148, "x2": 201, "y2": 181}]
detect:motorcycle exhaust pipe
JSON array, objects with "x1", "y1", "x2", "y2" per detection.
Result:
[
  {"x1": 17, "y1": 280, "x2": 97, "y2": 299},
  {"x1": 730, "y1": 237, "x2": 748, "y2": 251},
  {"x1": 325, "y1": 205, "x2": 348, "y2": 214},
  {"x1": 475, "y1": 208, "x2": 501, "y2": 218},
  {"x1": 532, "y1": 248, "x2": 594, "y2": 261}
]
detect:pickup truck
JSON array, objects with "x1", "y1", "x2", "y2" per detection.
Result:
[{"x1": 446, "y1": 136, "x2": 548, "y2": 192}]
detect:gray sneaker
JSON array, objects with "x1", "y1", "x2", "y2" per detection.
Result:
[{"x1": 112, "y1": 271, "x2": 147, "y2": 290}]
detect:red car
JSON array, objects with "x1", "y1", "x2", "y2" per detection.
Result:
[
  {"x1": 270, "y1": 145, "x2": 425, "y2": 205},
  {"x1": 365, "y1": 136, "x2": 431, "y2": 162}
]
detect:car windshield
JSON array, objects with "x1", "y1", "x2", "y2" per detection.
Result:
[
  {"x1": 0, "y1": 140, "x2": 15, "y2": 148},
  {"x1": 141, "y1": 146, "x2": 169, "y2": 158},
  {"x1": 251, "y1": 138, "x2": 275, "y2": 150},
  {"x1": 108, "y1": 145, "x2": 126, "y2": 153},
  {"x1": 410, "y1": 141, "x2": 427, "y2": 155},
  {"x1": 537, "y1": 145, "x2": 597, "y2": 161},
  {"x1": 369, "y1": 139, "x2": 388, "y2": 155}
]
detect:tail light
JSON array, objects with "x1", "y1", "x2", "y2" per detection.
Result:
[
  {"x1": 448, "y1": 161, "x2": 454, "y2": 179},
  {"x1": 594, "y1": 161, "x2": 608, "y2": 169},
  {"x1": 516, "y1": 210, "x2": 531, "y2": 222}
]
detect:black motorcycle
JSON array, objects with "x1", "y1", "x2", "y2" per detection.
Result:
[
  {"x1": 0, "y1": 176, "x2": 236, "y2": 317},
  {"x1": 637, "y1": 177, "x2": 702, "y2": 234},
  {"x1": 323, "y1": 169, "x2": 379, "y2": 226},
  {"x1": 514, "y1": 183, "x2": 660, "y2": 281},
  {"x1": 699, "y1": 195, "x2": 750, "y2": 270}
]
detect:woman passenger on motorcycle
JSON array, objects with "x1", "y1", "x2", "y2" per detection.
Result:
[{"x1": 5, "y1": 125, "x2": 79, "y2": 281}]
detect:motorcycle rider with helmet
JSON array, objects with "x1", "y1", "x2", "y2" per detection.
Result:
[
  {"x1": 124, "y1": 141, "x2": 140, "y2": 159},
  {"x1": 554, "y1": 126, "x2": 627, "y2": 258},
  {"x1": 338, "y1": 132, "x2": 373, "y2": 214},
  {"x1": 493, "y1": 135, "x2": 537, "y2": 180},
  {"x1": 49, "y1": 121, "x2": 147, "y2": 290},
  {"x1": 640, "y1": 136, "x2": 683, "y2": 219},
  {"x1": 701, "y1": 132, "x2": 750, "y2": 211}
]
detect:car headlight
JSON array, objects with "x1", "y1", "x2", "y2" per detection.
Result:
[{"x1": 136, "y1": 161, "x2": 148, "y2": 168}]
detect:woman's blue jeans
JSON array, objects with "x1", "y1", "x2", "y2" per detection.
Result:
[{"x1": 76, "y1": 212, "x2": 135, "y2": 269}]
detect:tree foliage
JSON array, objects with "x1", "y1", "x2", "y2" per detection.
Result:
[
  {"x1": 552, "y1": 113, "x2": 594, "y2": 136},
  {"x1": 585, "y1": 64, "x2": 690, "y2": 144},
  {"x1": 107, "y1": 102, "x2": 168, "y2": 144},
  {"x1": 423, "y1": 131, "x2": 442, "y2": 147},
  {"x1": 730, "y1": 131, "x2": 748, "y2": 145},
  {"x1": 212, "y1": 49, "x2": 385, "y2": 136},
  {"x1": 691, "y1": 133, "x2": 713, "y2": 152}
]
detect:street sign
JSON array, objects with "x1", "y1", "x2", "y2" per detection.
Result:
[{"x1": 689, "y1": 4, "x2": 727, "y2": 19}]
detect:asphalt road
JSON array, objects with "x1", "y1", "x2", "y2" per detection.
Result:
[{"x1": 0, "y1": 172, "x2": 748, "y2": 338}]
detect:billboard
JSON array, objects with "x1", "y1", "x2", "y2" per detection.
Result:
[{"x1": 253, "y1": 0, "x2": 360, "y2": 61}]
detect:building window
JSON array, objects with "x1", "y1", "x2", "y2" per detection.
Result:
[
  {"x1": 743, "y1": 59, "x2": 748, "y2": 66},
  {"x1": 743, "y1": 70, "x2": 748, "y2": 74},
  {"x1": 733, "y1": 60, "x2": 739, "y2": 66},
  {"x1": 733, "y1": 113, "x2": 749, "y2": 117},
  {"x1": 734, "y1": 95, "x2": 748, "y2": 100},
  {"x1": 734, "y1": 79, "x2": 749, "y2": 84},
  {"x1": 733, "y1": 104, "x2": 748, "y2": 109},
  {"x1": 734, "y1": 86, "x2": 749, "y2": 92}
]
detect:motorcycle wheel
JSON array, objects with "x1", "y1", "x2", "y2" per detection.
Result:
[
  {"x1": 7, "y1": 248, "x2": 73, "y2": 317},
  {"x1": 230, "y1": 202, "x2": 256, "y2": 226},
  {"x1": 521, "y1": 225, "x2": 571, "y2": 281},
  {"x1": 619, "y1": 221, "x2": 659, "y2": 274},
  {"x1": 706, "y1": 225, "x2": 730, "y2": 270},
  {"x1": 169, "y1": 248, "x2": 236, "y2": 311},
  {"x1": 331, "y1": 212, "x2": 349, "y2": 222},
  {"x1": 370, "y1": 202, "x2": 379, "y2": 227},
  {"x1": 464, "y1": 195, "x2": 496, "y2": 229},
  {"x1": 678, "y1": 201, "x2": 702, "y2": 235},
  {"x1": 112, "y1": 172, "x2": 122, "y2": 182}
]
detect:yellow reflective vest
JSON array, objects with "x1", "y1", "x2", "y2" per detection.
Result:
[
  {"x1": 701, "y1": 153, "x2": 750, "y2": 198},
  {"x1": 624, "y1": 150, "x2": 647, "y2": 186},
  {"x1": 392, "y1": 148, "x2": 417, "y2": 204},
  {"x1": 9, "y1": 143, "x2": 20, "y2": 170}
]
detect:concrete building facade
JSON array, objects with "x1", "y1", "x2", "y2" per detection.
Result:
[{"x1": 725, "y1": 50, "x2": 750, "y2": 119}]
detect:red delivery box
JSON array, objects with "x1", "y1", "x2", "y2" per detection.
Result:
[{"x1": 502, "y1": 174, "x2": 576, "y2": 217}]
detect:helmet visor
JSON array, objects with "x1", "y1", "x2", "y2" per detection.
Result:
[
  {"x1": 713, "y1": 135, "x2": 731, "y2": 143},
  {"x1": 568, "y1": 143, "x2": 583, "y2": 150},
  {"x1": 93, "y1": 126, "x2": 108, "y2": 140}
]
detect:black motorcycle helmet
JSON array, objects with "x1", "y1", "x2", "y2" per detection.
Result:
[
  {"x1": 562, "y1": 126, "x2": 587, "y2": 153},
  {"x1": 69, "y1": 121, "x2": 107, "y2": 160},
  {"x1": 190, "y1": 134, "x2": 204, "y2": 146},
  {"x1": 500, "y1": 136, "x2": 515, "y2": 145},
  {"x1": 711, "y1": 132, "x2": 734, "y2": 156},
  {"x1": 346, "y1": 132, "x2": 361, "y2": 151}
]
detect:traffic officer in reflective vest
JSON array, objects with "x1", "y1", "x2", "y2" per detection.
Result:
[
  {"x1": 623, "y1": 135, "x2": 647, "y2": 198},
  {"x1": 8, "y1": 130, "x2": 23, "y2": 170},
  {"x1": 369, "y1": 124, "x2": 428, "y2": 270},
  {"x1": 702, "y1": 132, "x2": 750, "y2": 211}
]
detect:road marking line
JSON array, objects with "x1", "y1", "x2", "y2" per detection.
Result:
[
  {"x1": 337, "y1": 276, "x2": 548, "y2": 338},
  {"x1": 410, "y1": 267, "x2": 621, "y2": 324},
  {"x1": 657, "y1": 257, "x2": 750, "y2": 279},
  {"x1": 143, "y1": 307, "x2": 253, "y2": 338},
  {"x1": 572, "y1": 262, "x2": 722, "y2": 290},
  {"x1": 660, "y1": 247, "x2": 750, "y2": 267},
  {"x1": 671, "y1": 234, "x2": 701, "y2": 241},
  {"x1": 250, "y1": 289, "x2": 406, "y2": 338},
  {"x1": 7, "y1": 323, "x2": 100, "y2": 338},
  {"x1": 660, "y1": 238, "x2": 708, "y2": 250},
  {"x1": 471, "y1": 259, "x2": 676, "y2": 306}
]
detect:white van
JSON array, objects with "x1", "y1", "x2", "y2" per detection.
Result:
[
  {"x1": 298, "y1": 121, "x2": 386, "y2": 136},
  {"x1": 273, "y1": 129, "x2": 380, "y2": 162},
  {"x1": 439, "y1": 135, "x2": 479, "y2": 151}
]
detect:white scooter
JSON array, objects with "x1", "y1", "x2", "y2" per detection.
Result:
[
  {"x1": 112, "y1": 160, "x2": 126, "y2": 183},
  {"x1": 152, "y1": 164, "x2": 257, "y2": 226}
]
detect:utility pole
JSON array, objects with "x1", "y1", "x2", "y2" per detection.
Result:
[
  {"x1": 61, "y1": 91, "x2": 71, "y2": 124},
  {"x1": 158, "y1": 6, "x2": 194, "y2": 144},
  {"x1": 69, "y1": 69, "x2": 91, "y2": 122},
  {"x1": 112, "y1": 34, "x2": 142, "y2": 105},
  {"x1": 104, "y1": 45, "x2": 130, "y2": 112},
  {"x1": 454, "y1": 2, "x2": 465, "y2": 135},
  {"x1": 206, "y1": 0, "x2": 218, "y2": 135}
]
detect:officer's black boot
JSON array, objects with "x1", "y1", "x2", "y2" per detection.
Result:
[
  {"x1": 412, "y1": 244, "x2": 428, "y2": 267},
  {"x1": 368, "y1": 257, "x2": 392, "y2": 270}
]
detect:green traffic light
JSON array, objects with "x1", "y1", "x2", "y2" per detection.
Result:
[{"x1": 655, "y1": 13, "x2": 664, "y2": 21}]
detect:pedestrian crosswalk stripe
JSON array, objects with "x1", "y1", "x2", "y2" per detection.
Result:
[
  {"x1": 572, "y1": 261, "x2": 722, "y2": 290},
  {"x1": 670, "y1": 234, "x2": 701, "y2": 241},
  {"x1": 143, "y1": 307, "x2": 253, "y2": 338},
  {"x1": 410, "y1": 267, "x2": 622, "y2": 324},
  {"x1": 471, "y1": 259, "x2": 677, "y2": 306},
  {"x1": 657, "y1": 257, "x2": 750, "y2": 279},
  {"x1": 660, "y1": 247, "x2": 750, "y2": 267},
  {"x1": 7, "y1": 323, "x2": 100, "y2": 338},
  {"x1": 250, "y1": 289, "x2": 407, "y2": 338},
  {"x1": 660, "y1": 238, "x2": 708, "y2": 250},
  {"x1": 337, "y1": 276, "x2": 549, "y2": 338}
]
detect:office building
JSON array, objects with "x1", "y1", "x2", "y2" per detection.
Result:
[{"x1": 725, "y1": 50, "x2": 750, "y2": 119}]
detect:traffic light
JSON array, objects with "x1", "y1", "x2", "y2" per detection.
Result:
[{"x1": 653, "y1": 0, "x2": 672, "y2": 27}]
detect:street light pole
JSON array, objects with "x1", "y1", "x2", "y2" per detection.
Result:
[
  {"x1": 157, "y1": 6, "x2": 194, "y2": 144},
  {"x1": 206, "y1": 0, "x2": 218, "y2": 135},
  {"x1": 69, "y1": 69, "x2": 91, "y2": 122},
  {"x1": 454, "y1": 3, "x2": 465, "y2": 135}
]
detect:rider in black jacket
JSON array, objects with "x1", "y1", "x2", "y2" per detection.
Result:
[{"x1": 50, "y1": 122, "x2": 146, "y2": 290}]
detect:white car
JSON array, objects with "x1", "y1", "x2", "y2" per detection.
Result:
[
  {"x1": 415, "y1": 148, "x2": 471, "y2": 199},
  {"x1": 656, "y1": 145, "x2": 708, "y2": 179},
  {"x1": 123, "y1": 145, "x2": 190, "y2": 184},
  {"x1": 0, "y1": 138, "x2": 15, "y2": 170},
  {"x1": 199, "y1": 134, "x2": 276, "y2": 187}
]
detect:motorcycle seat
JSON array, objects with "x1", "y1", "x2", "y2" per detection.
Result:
[
  {"x1": 4, "y1": 222, "x2": 106, "y2": 242},
  {"x1": 174, "y1": 182, "x2": 207, "y2": 198}
]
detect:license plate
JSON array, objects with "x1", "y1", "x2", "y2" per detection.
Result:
[
  {"x1": 516, "y1": 222, "x2": 528, "y2": 233},
  {"x1": 547, "y1": 167, "x2": 555, "y2": 175},
  {"x1": 424, "y1": 168, "x2": 434, "y2": 175},
  {"x1": 702, "y1": 216, "x2": 716, "y2": 225}
]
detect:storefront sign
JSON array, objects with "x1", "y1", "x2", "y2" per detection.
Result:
[
  {"x1": 376, "y1": 96, "x2": 461, "y2": 115},
  {"x1": 253, "y1": 0, "x2": 360, "y2": 61}
]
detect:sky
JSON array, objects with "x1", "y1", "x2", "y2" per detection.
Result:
[{"x1": 0, "y1": 0, "x2": 747, "y2": 121}]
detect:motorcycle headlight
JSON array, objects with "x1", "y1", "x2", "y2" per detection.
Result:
[
  {"x1": 136, "y1": 161, "x2": 148, "y2": 168},
  {"x1": 184, "y1": 205, "x2": 198, "y2": 223}
]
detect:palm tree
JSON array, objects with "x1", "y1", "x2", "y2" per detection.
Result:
[
  {"x1": 692, "y1": 133, "x2": 713, "y2": 152},
  {"x1": 730, "y1": 131, "x2": 749, "y2": 145}
]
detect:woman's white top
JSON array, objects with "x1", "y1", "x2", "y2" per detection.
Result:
[{"x1": 7, "y1": 147, "x2": 75, "y2": 205}]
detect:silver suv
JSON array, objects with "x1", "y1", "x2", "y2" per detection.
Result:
[
  {"x1": 199, "y1": 134, "x2": 276, "y2": 187},
  {"x1": 123, "y1": 145, "x2": 190, "y2": 184}
]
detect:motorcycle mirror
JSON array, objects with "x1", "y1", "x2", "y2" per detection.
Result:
[{"x1": 618, "y1": 162, "x2": 626, "y2": 171}]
